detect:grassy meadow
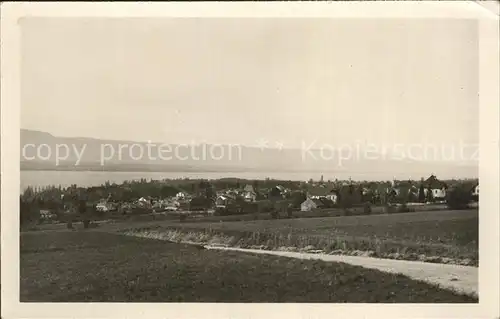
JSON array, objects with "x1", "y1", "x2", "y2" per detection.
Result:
[{"x1": 121, "y1": 209, "x2": 478, "y2": 266}]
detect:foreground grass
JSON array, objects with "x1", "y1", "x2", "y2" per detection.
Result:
[
  {"x1": 20, "y1": 231, "x2": 476, "y2": 302},
  {"x1": 121, "y1": 209, "x2": 478, "y2": 266}
]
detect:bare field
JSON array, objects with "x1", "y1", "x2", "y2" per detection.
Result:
[{"x1": 20, "y1": 231, "x2": 477, "y2": 302}]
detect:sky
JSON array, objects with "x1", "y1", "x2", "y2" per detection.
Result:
[{"x1": 21, "y1": 18, "x2": 479, "y2": 149}]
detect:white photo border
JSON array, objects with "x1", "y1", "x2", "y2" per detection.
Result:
[{"x1": 1, "y1": 2, "x2": 499, "y2": 319}]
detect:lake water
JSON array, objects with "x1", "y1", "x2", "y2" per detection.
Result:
[
  {"x1": 20, "y1": 170, "x2": 327, "y2": 191},
  {"x1": 20, "y1": 169, "x2": 471, "y2": 191}
]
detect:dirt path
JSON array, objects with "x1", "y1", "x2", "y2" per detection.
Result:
[{"x1": 205, "y1": 246, "x2": 478, "y2": 298}]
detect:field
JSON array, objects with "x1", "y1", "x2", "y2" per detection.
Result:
[
  {"x1": 20, "y1": 231, "x2": 477, "y2": 302},
  {"x1": 119, "y1": 209, "x2": 479, "y2": 266}
]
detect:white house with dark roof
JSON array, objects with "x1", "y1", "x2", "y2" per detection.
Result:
[
  {"x1": 423, "y1": 175, "x2": 448, "y2": 200},
  {"x1": 308, "y1": 187, "x2": 338, "y2": 204}
]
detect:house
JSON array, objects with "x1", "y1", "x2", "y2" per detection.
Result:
[
  {"x1": 239, "y1": 184, "x2": 257, "y2": 202},
  {"x1": 308, "y1": 186, "x2": 329, "y2": 199},
  {"x1": 225, "y1": 189, "x2": 240, "y2": 198},
  {"x1": 419, "y1": 175, "x2": 447, "y2": 200},
  {"x1": 431, "y1": 188, "x2": 446, "y2": 200},
  {"x1": 275, "y1": 185, "x2": 286, "y2": 194},
  {"x1": 393, "y1": 181, "x2": 419, "y2": 202},
  {"x1": 176, "y1": 192, "x2": 186, "y2": 200},
  {"x1": 243, "y1": 191, "x2": 257, "y2": 202},
  {"x1": 308, "y1": 187, "x2": 338, "y2": 204},
  {"x1": 95, "y1": 198, "x2": 114, "y2": 212},
  {"x1": 424, "y1": 175, "x2": 447, "y2": 187},
  {"x1": 40, "y1": 210, "x2": 57, "y2": 220},
  {"x1": 215, "y1": 195, "x2": 234, "y2": 207},
  {"x1": 300, "y1": 198, "x2": 317, "y2": 211},
  {"x1": 424, "y1": 175, "x2": 448, "y2": 190},
  {"x1": 137, "y1": 197, "x2": 152, "y2": 208},
  {"x1": 96, "y1": 203, "x2": 109, "y2": 212}
]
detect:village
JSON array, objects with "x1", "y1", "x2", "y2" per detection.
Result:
[{"x1": 21, "y1": 174, "x2": 479, "y2": 226}]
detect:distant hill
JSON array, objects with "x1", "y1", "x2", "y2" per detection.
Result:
[{"x1": 20, "y1": 129, "x2": 478, "y2": 179}]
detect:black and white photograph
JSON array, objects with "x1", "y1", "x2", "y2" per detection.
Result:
[{"x1": 1, "y1": 2, "x2": 499, "y2": 319}]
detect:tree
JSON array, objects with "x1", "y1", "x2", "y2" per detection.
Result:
[
  {"x1": 199, "y1": 180, "x2": 207, "y2": 190},
  {"x1": 78, "y1": 199, "x2": 91, "y2": 229},
  {"x1": 205, "y1": 183, "x2": 215, "y2": 201},
  {"x1": 287, "y1": 204, "x2": 293, "y2": 218},
  {"x1": 446, "y1": 186, "x2": 471, "y2": 209},
  {"x1": 387, "y1": 188, "x2": 397, "y2": 203},
  {"x1": 189, "y1": 196, "x2": 212, "y2": 211},
  {"x1": 426, "y1": 186, "x2": 434, "y2": 203},
  {"x1": 122, "y1": 188, "x2": 138, "y2": 202},
  {"x1": 255, "y1": 190, "x2": 264, "y2": 200},
  {"x1": 418, "y1": 184, "x2": 426, "y2": 202},
  {"x1": 235, "y1": 195, "x2": 246, "y2": 204},
  {"x1": 252, "y1": 180, "x2": 259, "y2": 190},
  {"x1": 268, "y1": 187, "x2": 283, "y2": 200},
  {"x1": 359, "y1": 187, "x2": 365, "y2": 201},
  {"x1": 408, "y1": 189, "x2": 417, "y2": 203},
  {"x1": 290, "y1": 191, "x2": 307, "y2": 208},
  {"x1": 270, "y1": 209, "x2": 279, "y2": 219},
  {"x1": 160, "y1": 185, "x2": 178, "y2": 198},
  {"x1": 338, "y1": 187, "x2": 353, "y2": 208},
  {"x1": 20, "y1": 196, "x2": 40, "y2": 226}
]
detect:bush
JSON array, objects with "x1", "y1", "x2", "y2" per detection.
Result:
[
  {"x1": 270, "y1": 210, "x2": 279, "y2": 219},
  {"x1": 214, "y1": 207, "x2": 225, "y2": 216},
  {"x1": 131, "y1": 207, "x2": 151, "y2": 215},
  {"x1": 83, "y1": 220, "x2": 90, "y2": 229},
  {"x1": 384, "y1": 205, "x2": 397, "y2": 214},
  {"x1": 189, "y1": 197, "x2": 213, "y2": 211},
  {"x1": 397, "y1": 203, "x2": 411, "y2": 213},
  {"x1": 447, "y1": 187, "x2": 472, "y2": 210},
  {"x1": 363, "y1": 202, "x2": 372, "y2": 215}
]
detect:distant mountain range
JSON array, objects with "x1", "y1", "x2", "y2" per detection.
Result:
[{"x1": 20, "y1": 129, "x2": 478, "y2": 179}]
